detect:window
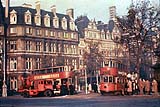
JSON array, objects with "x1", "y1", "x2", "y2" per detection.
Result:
[
  {"x1": 10, "y1": 10, "x2": 17, "y2": 24},
  {"x1": 53, "y1": 17, "x2": 59, "y2": 28},
  {"x1": 10, "y1": 58, "x2": 17, "y2": 70},
  {"x1": 25, "y1": 10, "x2": 31, "y2": 24},
  {"x1": 35, "y1": 58, "x2": 41, "y2": 69},
  {"x1": 50, "y1": 43, "x2": 56, "y2": 53},
  {"x1": 26, "y1": 27, "x2": 32, "y2": 34},
  {"x1": 104, "y1": 76, "x2": 108, "y2": 82},
  {"x1": 109, "y1": 76, "x2": 113, "y2": 82},
  {"x1": 44, "y1": 42, "x2": 49, "y2": 52},
  {"x1": 10, "y1": 41, "x2": 17, "y2": 50},
  {"x1": 26, "y1": 41, "x2": 31, "y2": 51},
  {"x1": 80, "y1": 60, "x2": 83, "y2": 66},
  {"x1": 58, "y1": 44, "x2": 61, "y2": 53},
  {"x1": 44, "y1": 14, "x2": 50, "y2": 27},
  {"x1": 70, "y1": 21, "x2": 75, "y2": 30},
  {"x1": 36, "y1": 29, "x2": 42, "y2": 36},
  {"x1": 45, "y1": 30, "x2": 49, "y2": 36},
  {"x1": 10, "y1": 27, "x2": 17, "y2": 34},
  {"x1": 61, "y1": 17, "x2": 67, "y2": 30},
  {"x1": 36, "y1": 42, "x2": 41, "y2": 51},
  {"x1": 50, "y1": 31, "x2": 54, "y2": 37},
  {"x1": 57, "y1": 32, "x2": 61, "y2": 38},
  {"x1": 26, "y1": 58, "x2": 32, "y2": 70},
  {"x1": 64, "y1": 44, "x2": 68, "y2": 54},
  {"x1": 35, "y1": 15, "x2": 41, "y2": 26}
]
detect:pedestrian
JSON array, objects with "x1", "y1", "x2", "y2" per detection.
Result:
[
  {"x1": 127, "y1": 79, "x2": 132, "y2": 95},
  {"x1": 132, "y1": 80, "x2": 139, "y2": 95},
  {"x1": 145, "y1": 80, "x2": 150, "y2": 95},
  {"x1": 124, "y1": 79, "x2": 128, "y2": 95},
  {"x1": 152, "y1": 79, "x2": 158, "y2": 95},
  {"x1": 88, "y1": 83, "x2": 92, "y2": 93},
  {"x1": 142, "y1": 79, "x2": 146, "y2": 94},
  {"x1": 138, "y1": 78, "x2": 143, "y2": 95},
  {"x1": 69, "y1": 84, "x2": 75, "y2": 95},
  {"x1": 93, "y1": 83, "x2": 98, "y2": 93}
]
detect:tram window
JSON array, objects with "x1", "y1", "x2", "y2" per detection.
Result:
[
  {"x1": 113, "y1": 77, "x2": 115, "y2": 83},
  {"x1": 104, "y1": 76, "x2": 108, "y2": 82},
  {"x1": 41, "y1": 81, "x2": 43, "y2": 84},
  {"x1": 109, "y1": 77, "x2": 112, "y2": 82},
  {"x1": 117, "y1": 78, "x2": 120, "y2": 83}
]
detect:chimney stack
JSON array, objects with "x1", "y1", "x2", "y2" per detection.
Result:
[
  {"x1": 109, "y1": 6, "x2": 116, "y2": 20},
  {"x1": 51, "y1": 5, "x2": 56, "y2": 15},
  {"x1": 35, "y1": 0, "x2": 40, "y2": 14},
  {"x1": 66, "y1": 8, "x2": 74, "y2": 19}
]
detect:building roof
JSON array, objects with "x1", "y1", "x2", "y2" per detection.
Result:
[
  {"x1": 9, "y1": 6, "x2": 73, "y2": 31},
  {"x1": 75, "y1": 15, "x2": 89, "y2": 38},
  {"x1": 75, "y1": 16, "x2": 108, "y2": 38}
]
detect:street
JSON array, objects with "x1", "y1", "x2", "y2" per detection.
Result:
[{"x1": 0, "y1": 93, "x2": 160, "y2": 107}]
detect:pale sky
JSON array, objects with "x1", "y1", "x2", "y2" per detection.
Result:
[{"x1": 2, "y1": 0, "x2": 159, "y2": 23}]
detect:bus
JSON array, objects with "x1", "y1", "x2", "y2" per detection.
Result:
[{"x1": 18, "y1": 66, "x2": 75, "y2": 97}]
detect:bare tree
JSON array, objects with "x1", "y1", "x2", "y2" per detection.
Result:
[
  {"x1": 83, "y1": 41, "x2": 104, "y2": 77},
  {"x1": 115, "y1": 0, "x2": 160, "y2": 78}
]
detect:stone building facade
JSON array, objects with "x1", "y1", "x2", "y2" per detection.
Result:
[{"x1": 0, "y1": 1, "x2": 79, "y2": 91}]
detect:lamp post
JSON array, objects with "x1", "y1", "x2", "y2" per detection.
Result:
[
  {"x1": 2, "y1": 0, "x2": 9, "y2": 97},
  {"x1": 84, "y1": 66, "x2": 88, "y2": 94}
]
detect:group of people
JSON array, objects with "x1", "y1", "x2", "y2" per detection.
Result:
[
  {"x1": 59, "y1": 81, "x2": 75, "y2": 96},
  {"x1": 88, "y1": 82, "x2": 98, "y2": 93},
  {"x1": 124, "y1": 78, "x2": 158, "y2": 95}
]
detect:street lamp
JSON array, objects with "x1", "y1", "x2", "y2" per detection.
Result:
[
  {"x1": 84, "y1": 66, "x2": 88, "y2": 94},
  {"x1": 2, "y1": 0, "x2": 10, "y2": 97}
]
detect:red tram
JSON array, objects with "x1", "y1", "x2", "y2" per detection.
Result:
[
  {"x1": 99, "y1": 65, "x2": 127, "y2": 95},
  {"x1": 18, "y1": 66, "x2": 75, "y2": 97}
]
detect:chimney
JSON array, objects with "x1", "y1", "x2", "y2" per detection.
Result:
[
  {"x1": 109, "y1": 6, "x2": 116, "y2": 20},
  {"x1": 35, "y1": 0, "x2": 40, "y2": 14},
  {"x1": 51, "y1": 5, "x2": 56, "y2": 15},
  {"x1": 66, "y1": 8, "x2": 74, "y2": 19}
]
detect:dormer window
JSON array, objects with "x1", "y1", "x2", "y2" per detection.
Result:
[
  {"x1": 88, "y1": 22, "x2": 92, "y2": 29},
  {"x1": 10, "y1": 9, "x2": 17, "y2": 24},
  {"x1": 62, "y1": 17, "x2": 67, "y2": 30},
  {"x1": 53, "y1": 15, "x2": 59, "y2": 28},
  {"x1": 44, "y1": 14, "x2": 50, "y2": 27},
  {"x1": 35, "y1": 13, "x2": 41, "y2": 26},
  {"x1": 25, "y1": 10, "x2": 32, "y2": 24},
  {"x1": 69, "y1": 20, "x2": 75, "y2": 31}
]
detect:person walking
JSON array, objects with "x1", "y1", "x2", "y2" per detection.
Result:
[
  {"x1": 145, "y1": 80, "x2": 150, "y2": 95},
  {"x1": 152, "y1": 79, "x2": 158, "y2": 95},
  {"x1": 127, "y1": 79, "x2": 132, "y2": 95},
  {"x1": 138, "y1": 78, "x2": 143, "y2": 95}
]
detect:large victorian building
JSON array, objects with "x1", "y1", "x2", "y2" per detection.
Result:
[
  {"x1": 0, "y1": 1, "x2": 79, "y2": 91},
  {"x1": 75, "y1": 15, "x2": 126, "y2": 79}
]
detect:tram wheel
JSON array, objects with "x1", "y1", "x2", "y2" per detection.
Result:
[
  {"x1": 23, "y1": 91, "x2": 30, "y2": 98},
  {"x1": 44, "y1": 90, "x2": 53, "y2": 97}
]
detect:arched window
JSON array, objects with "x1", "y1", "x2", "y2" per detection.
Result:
[
  {"x1": 61, "y1": 17, "x2": 67, "y2": 30},
  {"x1": 53, "y1": 16, "x2": 59, "y2": 28},
  {"x1": 44, "y1": 14, "x2": 50, "y2": 27},
  {"x1": 25, "y1": 10, "x2": 32, "y2": 24},
  {"x1": 10, "y1": 10, "x2": 17, "y2": 24},
  {"x1": 35, "y1": 13, "x2": 41, "y2": 26}
]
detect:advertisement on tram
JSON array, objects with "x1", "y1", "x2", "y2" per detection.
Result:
[{"x1": 18, "y1": 66, "x2": 75, "y2": 97}]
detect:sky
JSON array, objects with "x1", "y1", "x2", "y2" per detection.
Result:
[{"x1": 1, "y1": 0, "x2": 159, "y2": 23}]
